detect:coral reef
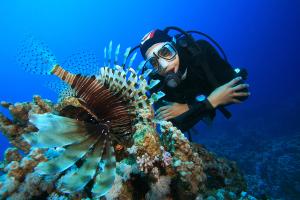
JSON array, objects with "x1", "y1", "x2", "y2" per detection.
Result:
[
  {"x1": 0, "y1": 95, "x2": 249, "y2": 199},
  {"x1": 0, "y1": 95, "x2": 53, "y2": 153}
]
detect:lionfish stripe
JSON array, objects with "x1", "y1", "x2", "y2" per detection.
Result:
[
  {"x1": 89, "y1": 88, "x2": 111, "y2": 108},
  {"x1": 80, "y1": 79, "x2": 101, "y2": 101},
  {"x1": 128, "y1": 68, "x2": 138, "y2": 82},
  {"x1": 51, "y1": 65, "x2": 76, "y2": 85},
  {"x1": 51, "y1": 65, "x2": 96, "y2": 99},
  {"x1": 137, "y1": 78, "x2": 148, "y2": 93},
  {"x1": 24, "y1": 113, "x2": 90, "y2": 148},
  {"x1": 100, "y1": 67, "x2": 106, "y2": 79},
  {"x1": 74, "y1": 76, "x2": 95, "y2": 97},
  {"x1": 116, "y1": 70, "x2": 127, "y2": 88},
  {"x1": 92, "y1": 139, "x2": 116, "y2": 197},
  {"x1": 108, "y1": 69, "x2": 119, "y2": 89},
  {"x1": 51, "y1": 65, "x2": 114, "y2": 113},
  {"x1": 58, "y1": 135, "x2": 107, "y2": 192},
  {"x1": 35, "y1": 134, "x2": 100, "y2": 175}
]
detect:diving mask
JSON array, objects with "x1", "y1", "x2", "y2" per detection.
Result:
[{"x1": 144, "y1": 43, "x2": 177, "y2": 73}]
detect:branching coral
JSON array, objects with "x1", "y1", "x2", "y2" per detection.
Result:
[
  {"x1": 0, "y1": 96, "x2": 53, "y2": 153},
  {"x1": 0, "y1": 148, "x2": 49, "y2": 199},
  {"x1": 159, "y1": 121, "x2": 206, "y2": 195}
]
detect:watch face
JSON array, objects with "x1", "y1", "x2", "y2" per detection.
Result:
[{"x1": 196, "y1": 94, "x2": 206, "y2": 102}]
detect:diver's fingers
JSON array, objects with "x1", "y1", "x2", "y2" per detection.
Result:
[
  {"x1": 157, "y1": 106, "x2": 169, "y2": 113},
  {"x1": 164, "y1": 115, "x2": 172, "y2": 121},
  {"x1": 232, "y1": 98, "x2": 242, "y2": 104},
  {"x1": 156, "y1": 109, "x2": 169, "y2": 120},
  {"x1": 227, "y1": 77, "x2": 242, "y2": 87},
  {"x1": 159, "y1": 110, "x2": 171, "y2": 116},
  {"x1": 233, "y1": 92, "x2": 250, "y2": 97},
  {"x1": 232, "y1": 84, "x2": 249, "y2": 91},
  {"x1": 160, "y1": 109, "x2": 170, "y2": 114},
  {"x1": 162, "y1": 113, "x2": 173, "y2": 121},
  {"x1": 156, "y1": 108, "x2": 172, "y2": 120},
  {"x1": 156, "y1": 113, "x2": 171, "y2": 121}
]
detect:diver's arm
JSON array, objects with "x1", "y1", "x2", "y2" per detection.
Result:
[
  {"x1": 170, "y1": 99, "x2": 216, "y2": 132},
  {"x1": 169, "y1": 76, "x2": 250, "y2": 132}
]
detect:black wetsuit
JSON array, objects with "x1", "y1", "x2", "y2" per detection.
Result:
[{"x1": 149, "y1": 39, "x2": 237, "y2": 132}]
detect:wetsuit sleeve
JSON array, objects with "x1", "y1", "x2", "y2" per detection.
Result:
[
  {"x1": 169, "y1": 40, "x2": 230, "y2": 132},
  {"x1": 170, "y1": 99, "x2": 216, "y2": 132}
]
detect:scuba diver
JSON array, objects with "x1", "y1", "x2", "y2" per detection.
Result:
[{"x1": 134, "y1": 27, "x2": 250, "y2": 136}]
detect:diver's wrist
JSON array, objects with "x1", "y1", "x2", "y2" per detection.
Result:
[{"x1": 207, "y1": 96, "x2": 219, "y2": 108}]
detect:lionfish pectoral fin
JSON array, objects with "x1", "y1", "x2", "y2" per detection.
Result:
[
  {"x1": 35, "y1": 133, "x2": 99, "y2": 175},
  {"x1": 57, "y1": 134, "x2": 107, "y2": 192},
  {"x1": 23, "y1": 113, "x2": 90, "y2": 148},
  {"x1": 92, "y1": 139, "x2": 116, "y2": 197}
]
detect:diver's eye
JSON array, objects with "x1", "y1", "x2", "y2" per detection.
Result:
[
  {"x1": 158, "y1": 46, "x2": 172, "y2": 59},
  {"x1": 149, "y1": 57, "x2": 160, "y2": 68}
]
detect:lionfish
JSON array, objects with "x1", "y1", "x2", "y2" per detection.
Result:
[{"x1": 17, "y1": 38, "x2": 164, "y2": 197}]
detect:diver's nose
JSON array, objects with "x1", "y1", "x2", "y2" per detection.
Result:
[{"x1": 158, "y1": 58, "x2": 169, "y2": 69}]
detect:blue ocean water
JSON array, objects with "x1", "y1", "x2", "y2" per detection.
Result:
[{"x1": 0, "y1": 0, "x2": 299, "y2": 199}]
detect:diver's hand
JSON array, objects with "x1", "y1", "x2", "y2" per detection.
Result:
[
  {"x1": 207, "y1": 77, "x2": 250, "y2": 108},
  {"x1": 156, "y1": 102, "x2": 189, "y2": 121}
]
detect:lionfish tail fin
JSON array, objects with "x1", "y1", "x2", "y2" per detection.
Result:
[{"x1": 17, "y1": 36, "x2": 58, "y2": 75}]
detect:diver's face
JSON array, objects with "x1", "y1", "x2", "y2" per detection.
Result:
[{"x1": 145, "y1": 42, "x2": 179, "y2": 76}]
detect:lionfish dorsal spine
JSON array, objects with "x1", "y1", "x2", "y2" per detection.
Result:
[
  {"x1": 128, "y1": 52, "x2": 137, "y2": 69},
  {"x1": 103, "y1": 47, "x2": 107, "y2": 66},
  {"x1": 114, "y1": 44, "x2": 120, "y2": 66},
  {"x1": 107, "y1": 41, "x2": 112, "y2": 67},
  {"x1": 122, "y1": 47, "x2": 131, "y2": 68}
]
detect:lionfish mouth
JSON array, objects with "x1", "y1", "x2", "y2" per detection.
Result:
[{"x1": 19, "y1": 39, "x2": 164, "y2": 197}]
